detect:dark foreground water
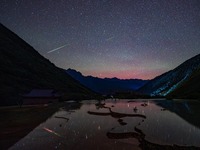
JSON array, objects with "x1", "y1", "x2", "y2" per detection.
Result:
[{"x1": 10, "y1": 99, "x2": 200, "y2": 150}]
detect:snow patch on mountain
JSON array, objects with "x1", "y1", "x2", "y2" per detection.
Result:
[{"x1": 139, "y1": 54, "x2": 200, "y2": 96}]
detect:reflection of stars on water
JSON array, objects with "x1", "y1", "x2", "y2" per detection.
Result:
[
  {"x1": 98, "y1": 125, "x2": 101, "y2": 130},
  {"x1": 142, "y1": 110, "x2": 145, "y2": 115}
]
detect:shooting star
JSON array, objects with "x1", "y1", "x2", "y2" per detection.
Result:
[
  {"x1": 47, "y1": 44, "x2": 69, "y2": 54},
  {"x1": 106, "y1": 36, "x2": 114, "y2": 41}
]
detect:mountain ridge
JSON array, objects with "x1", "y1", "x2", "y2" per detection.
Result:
[
  {"x1": 138, "y1": 54, "x2": 200, "y2": 98},
  {"x1": 0, "y1": 23, "x2": 96, "y2": 105},
  {"x1": 66, "y1": 68, "x2": 148, "y2": 94},
  {"x1": 167, "y1": 67, "x2": 200, "y2": 99}
]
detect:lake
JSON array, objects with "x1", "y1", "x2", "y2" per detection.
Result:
[{"x1": 10, "y1": 99, "x2": 200, "y2": 150}]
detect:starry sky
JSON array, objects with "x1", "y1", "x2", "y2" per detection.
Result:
[{"x1": 0, "y1": 0, "x2": 200, "y2": 79}]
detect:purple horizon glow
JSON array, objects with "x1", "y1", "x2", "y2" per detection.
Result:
[
  {"x1": 1, "y1": 0, "x2": 200, "y2": 79},
  {"x1": 81, "y1": 67, "x2": 167, "y2": 80}
]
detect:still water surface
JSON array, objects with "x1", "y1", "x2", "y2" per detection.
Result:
[{"x1": 10, "y1": 99, "x2": 200, "y2": 150}]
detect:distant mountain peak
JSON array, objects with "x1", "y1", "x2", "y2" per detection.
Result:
[{"x1": 66, "y1": 68, "x2": 148, "y2": 94}]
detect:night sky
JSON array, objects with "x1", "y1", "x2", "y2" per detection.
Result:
[{"x1": 1, "y1": 0, "x2": 200, "y2": 79}]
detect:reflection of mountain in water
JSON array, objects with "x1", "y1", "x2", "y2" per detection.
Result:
[
  {"x1": 11, "y1": 100, "x2": 200, "y2": 150},
  {"x1": 155, "y1": 100, "x2": 200, "y2": 129}
]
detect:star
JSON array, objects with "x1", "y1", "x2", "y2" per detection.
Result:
[{"x1": 0, "y1": 0, "x2": 199, "y2": 79}]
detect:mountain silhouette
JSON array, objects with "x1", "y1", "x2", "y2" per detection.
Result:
[
  {"x1": 168, "y1": 67, "x2": 200, "y2": 99},
  {"x1": 0, "y1": 23, "x2": 95, "y2": 105},
  {"x1": 66, "y1": 68, "x2": 148, "y2": 94},
  {"x1": 138, "y1": 54, "x2": 200, "y2": 99}
]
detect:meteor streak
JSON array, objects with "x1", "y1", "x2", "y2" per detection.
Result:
[
  {"x1": 43, "y1": 127, "x2": 61, "y2": 137},
  {"x1": 106, "y1": 36, "x2": 114, "y2": 41},
  {"x1": 47, "y1": 44, "x2": 69, "y2": 53}
]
